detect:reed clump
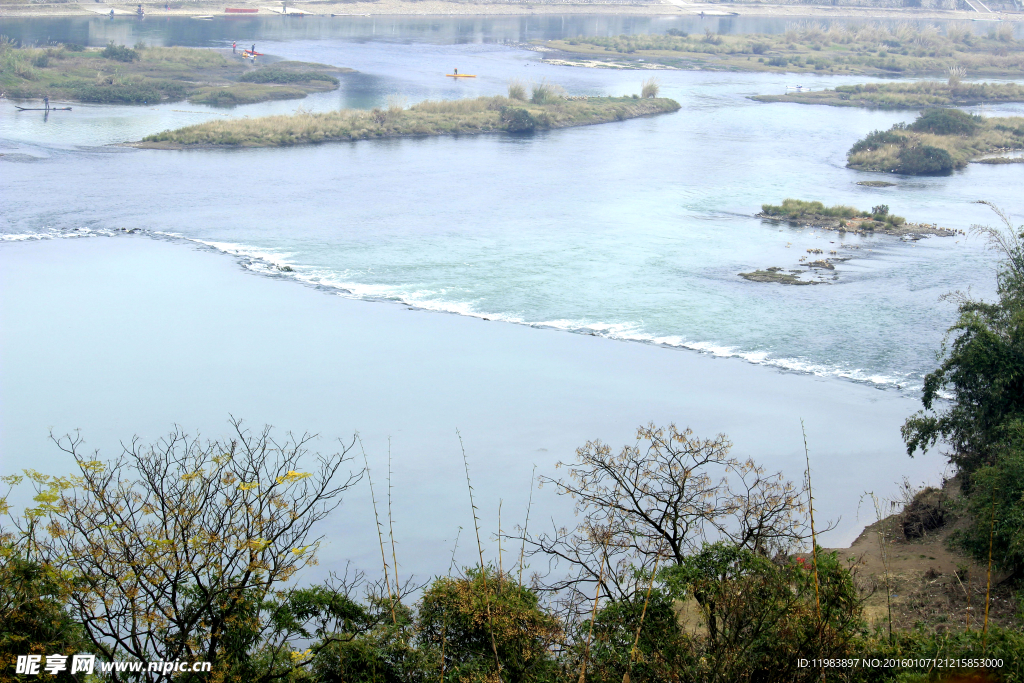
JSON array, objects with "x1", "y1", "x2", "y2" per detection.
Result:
[
  {"x1": 640, "y1": 77, "x2": 659, "y2": 99},
  {"x1": 140, "y1": 94, "x2": 681, "y2": 148}
]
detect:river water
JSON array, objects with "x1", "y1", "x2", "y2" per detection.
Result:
[
  {"x1": 3, "y1": 16, "x2": 1022, "y2": 392},
  {"x1": 2, "y1": 13, "x2": 1022, "y2": 573}
]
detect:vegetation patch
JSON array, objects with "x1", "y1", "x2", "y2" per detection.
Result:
[
  {"x1": 847, "y1": 110, "x2": 1024, "y2": 175},
  {"x1": 0, "y1": 40, "x2": 347, "y2": 106},
  {"x1": 752, "y1": 80, "x2": 1024, "y2": 109},
  {"x1": 758, "y1": 198, "x2": 957, "y2": 236},
  {"x1": 973, "y1": 156, "x2": 1024, "y2": 164},
  {"x1": 238, "y1": 67, "x2": 339, "y2": 85},
  {"x1": 739, "y1": 267, "x2": 817, "y2": 285},
  {"x1": 138, "y1": 95, "x2": 681, "y2": 148},
  {"x1": 544, "y1": 22, "x2": 1024, "y2": 77}
]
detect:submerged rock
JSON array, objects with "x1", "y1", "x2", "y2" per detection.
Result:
[{"x1": 739, "y1": 267, "x2": 818, "y2": 285}]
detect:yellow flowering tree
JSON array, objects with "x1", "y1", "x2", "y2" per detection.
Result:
[{"x1": 4, "y1": 418, "x2": 363, "y2": 683}]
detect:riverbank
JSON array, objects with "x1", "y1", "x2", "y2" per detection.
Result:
[
  {"x1": 823, "y1": 480, "x2": 1019, "y2": 634},
  {"x1": 0, "y1": 43, "x2": 346, "y2": 105},
  {"x1": 541, "y1": 21, "x2": 1024, "y2": 76},
  {"x1": 0, "y1": 0, "x2": 1017, "y2": 20},
  {"x1": 135, "y1": 94, "x2": 680, "y2": 147},
  {"x1": 752, "y1": 81, "x2": 1024, "y2": 109},
  {"x1": 0, "y1": 235, "x2": 945, "y2": 579}
]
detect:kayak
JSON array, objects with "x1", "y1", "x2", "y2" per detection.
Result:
[
  {"x1": 446, "y1": 74, "x2": 476, "y2": 78},
  {"x1": 15, "y1": 106, "x2": 72, "y2": 111},
  {"x1": 242, "y1": 50, "x2": 264, "y2": 56}
]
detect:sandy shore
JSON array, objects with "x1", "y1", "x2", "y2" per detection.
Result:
[
  {"x1": 1, "y1": 0, "x2": 1016, "y2": 20},
  {"x1": 0, "y1": 235, "x2": 946, "y2": 582}
]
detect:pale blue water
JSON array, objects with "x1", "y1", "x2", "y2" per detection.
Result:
[{"x1": 2, "y1": 17, "x2": 1022, "y2": 395}]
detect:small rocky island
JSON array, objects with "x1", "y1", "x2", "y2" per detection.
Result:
[
  {"x1": 756, "y1": 199, "x2": 957, "y2": 237},
  {"x1": 741, "y1": 198, "x2": 961, "y2": 286},
  {"x1": 739, "y1": 268, "x2": 820, "y2": 286}
]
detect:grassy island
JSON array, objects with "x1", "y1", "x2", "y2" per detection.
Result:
[
  {"x1": 0, "y1": 40, "x2": 346, "y2": 106},
  {"x1": 752, "y1": 80, "x2": 1024, "y2": 109},
  {"x1": 542, "y1": 22, "x2": 1024, "y2": 77},
  {"x1": 847, "y1": 109, "x2": 1024, "y2": 175},
  {"x1": 137, "y1": 93, "x2": 681, "y2": 148},
  {"x1": 758, "y1": 198, "x2": 957, "y2": 237}
]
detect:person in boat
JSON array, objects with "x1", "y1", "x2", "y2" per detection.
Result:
[
  {"x1": 137, "y1": 4, "x2": 144, "y2": 16},
  {"x1": 454, "y1": 68, "x2": 458, "y2": 75},
  {"x1": 109, "y1": 8, "x2": 114, "y2": 17},
  {"x1": 43, "y1": 95, "x2": 49, "y2": 111}
]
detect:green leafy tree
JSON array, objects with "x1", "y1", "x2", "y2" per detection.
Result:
[
  {"x1": 660, "y1": 543, "x2": 863, "y2": 683},
  {"x1": 416, "y1": 567, "x2": 561, "y2": 683},
  {"x1": 952, "y1": 420, "x2": 1024, "y2": 577},
  {"x1": 572, "y1": 584, "x2": 692, "y2": 683},
  {"x1": 0, "y1": 555, "x2": 87, "y2": 683},
  {"x1": 902, "y1": 204, "x2": 1024, "y2": 476}
]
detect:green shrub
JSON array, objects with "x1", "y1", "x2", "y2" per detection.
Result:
[
  {"x1": 952, "y1": 422, "x2": 1024, "y2": 575},
  {"x1": 576, "y1": 589, "x2": 692, "y2": 683},
  {"x1": 761, "y1": 199, "x2": 864, "y2": 219},
  {"x1": 0, "y1": 556, "x2": 88, "y2": 676},
  {"x1": 660, "y1": 544, "x2": 864, "y2": 682},
  {"x1": 66, "y1": 82, "x2": 166, "y2": 103},
  {"x1": 910, "y1": 108, "x2": 982, "y2": 136},
  {"x1": 102, "y1": 42, "x2": 140, "y2": 63},
  {"x1": 895, "y1": 144, "x2": 955, "y2": 174},
  {"x1": 416, "y1": 567, "x2": 561, "y2": 683},
  {"x1": 849, "y1": 128, "x2": 906, "y2": 154},
  {"x1": 752, "y1": 41, "x2": 770, "y2": 54},
  {"x1": 500, "y1": 106, "x2": 537, "y2": 132},
  {"x1": 238, "y1": 68, "x2": 338, "y2": 85},
  {"x1": 767, "y1": 56, "x2": 789, "y2": 67}
]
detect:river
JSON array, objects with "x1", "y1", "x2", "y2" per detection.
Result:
[{"x1": 1, "y1": 15, "x2": 1020, "y2": 572}]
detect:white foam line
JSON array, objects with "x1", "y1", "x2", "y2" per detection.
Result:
[{"x1": 4, "y1": 228, "x2": 924, "y2": 393}]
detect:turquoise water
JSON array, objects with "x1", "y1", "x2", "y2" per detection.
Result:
[{"x1": 2, "y1": 18, "x2": 1023, "y2": 395}]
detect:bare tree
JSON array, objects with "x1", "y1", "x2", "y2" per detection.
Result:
[
  {"x1": 10, "y1": 418, "x2": 363, "y2": 682},
  {"x1": 520, "y1": 424, "x2": 815, "y2": 615}
]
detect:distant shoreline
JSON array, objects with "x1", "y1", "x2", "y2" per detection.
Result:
[{"x1": 1, "y1": 1, "x2": 1016, "y2": 21}]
